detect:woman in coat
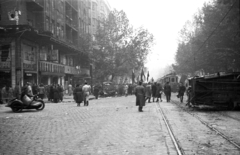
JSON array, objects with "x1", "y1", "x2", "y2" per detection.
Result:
[
  {"x1": 135, "y1": 81, "x2": 146, "y2": 112},
  {"x1": 74, "y1": 84, "x2": 83, "y2": 106},
  {"x1": 53, "y1": 84, "x2": 59, "y2": 103},
  {"x1": 145, "y1": 82, "x2": 152, "y2": 103}
]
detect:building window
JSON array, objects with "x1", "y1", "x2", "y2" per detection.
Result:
[
  {"x1": 52, "y1": 20, "x2": 55, "y2": 34},
  {"x1": 61, "y1": 25, "x2": 64, "y2": 39},
  {"x1": 46, "y1": 18, "x2": 49, "y2": 31},
  {"x1": 50, "y1": 20, "x2": 52, "y2": 32},
  {"x1": 0, "y1": 4, "x2": 2, "y2": 21}
]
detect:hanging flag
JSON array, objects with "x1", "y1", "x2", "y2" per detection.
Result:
[
  {"x1": 132, "y1": 69, "x2": 135, "y2": 84},
  {"x1": 140, "y1": 68, "x2": 145, "y2": 82},
  {"x1": 147, "y1": 71, "x2": 150, "y2": 82},
  {"x1": 137, "y1": 75, "x2": 140, "y2": 83},
  {"x1": 151, "y1": 77, "x2": 154, "y2": 82}
]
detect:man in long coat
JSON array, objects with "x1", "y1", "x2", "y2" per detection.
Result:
[
  {"x1": 145, "y1": 82, "x2": 152, "y2": 103},
  {"x1": 74, "y1": 84, "x2": 83, "y2": 106},
  {"x1": 151, "y1": 82, "x2": 157, "y2": 102},
  {"x1": 135, "y1": 81, "x2": 145, "y2": 112},
  {"x1": 164, "y1": 82, "x2": 171, "y2": 102}
]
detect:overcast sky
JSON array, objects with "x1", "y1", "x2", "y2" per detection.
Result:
[{"x1": 107, "y1": 0, "x2": 210, "y2": 79}]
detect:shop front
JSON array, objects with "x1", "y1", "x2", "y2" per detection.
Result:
[
  {"x1": 21, "y1": 41, "x2": 38, "y2": 85},
  {"x1": 0, "y1": 43, "x2": 12, "y2": 88}
]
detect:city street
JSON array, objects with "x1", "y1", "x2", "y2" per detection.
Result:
[
  {"x1": 1, "y1": 94, "x2": 240, "y2": 155},
  {"x1": 0, "y1": 95, "x2": 175, "y2": 155}
]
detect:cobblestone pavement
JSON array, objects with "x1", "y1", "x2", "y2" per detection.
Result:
[
  {"x1": 163, "y1": 93, "x2": 240, "y2": 155},
  {"x1": 0, "y1": 95, "x2": 176, "y2": 155}
]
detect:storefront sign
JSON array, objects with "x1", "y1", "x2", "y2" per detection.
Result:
[
  {"x1": 65, "y1": 66, "x2": 79, "y2": 74},
  {"x1": 23, "y1": 63, "x2": 36, "y2": 70},
  {"x1": 0, "y1": 44, "x2": 11, "y2": 69},
  {"x1": 39, "y1": 47, "x2": 47, "y2": 61},
  {"x1": 47, "y1": 49, "x2": 59, "y2": 63},
  {"x1": 22, "y1": 43, "x2": 36, "y2": 70}
]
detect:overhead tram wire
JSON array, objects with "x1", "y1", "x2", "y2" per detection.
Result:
[
  {"x1": 179, "y1": 0, "x2": 238, "y2": 68},
  {"x1": 194, "y1": 0, "x2": 238, "y2": 55}
]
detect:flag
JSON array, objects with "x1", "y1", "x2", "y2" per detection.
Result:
[
  {"x1": 151, "y1": 77, "x2": 154, "y2": 82},
  {"x1": 132, "y1": 69, "x2": 135, "y2": 84},
  {"x1": 140, "y1": 68, "x2": 145, "y2": 82},
  {"x1": 147, "y1": 71, "x2": 149, "y2": 81},
  {"x1": 137, "y1": 75, "x2": 140, "y2": 83}
]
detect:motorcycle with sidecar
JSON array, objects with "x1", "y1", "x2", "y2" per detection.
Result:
[{"x1": 6, "y1": 95, "x2": 45, "y2": 112}]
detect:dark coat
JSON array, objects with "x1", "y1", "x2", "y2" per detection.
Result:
[
  {"x1": 74, "y1": 87, "x2": 83, "y2": 103},
  {"x1": 178, "y1": 85, "x2": 186, "y2": 96},
  {"x1": 53, "y1": 86, "x2": 60, "y2": 102},
  {"x1": 152, "y1": 84, "x2": 157, "y2": 97},
  {"x1": 135, "y1": 85, "x2": 146, "y2": 107},
  {"x1": 164, "y1": 84, "x2": 171, "y2": 93}
]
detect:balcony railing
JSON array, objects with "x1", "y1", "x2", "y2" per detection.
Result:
[
  {"x1": 39, "y1": 61, "x2": 90, "y2": 76},
  {"x1": 39, "y1": 61, "x2": 64, "y2": 73}
]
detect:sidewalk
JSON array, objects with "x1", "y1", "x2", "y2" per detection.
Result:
[{"x1": 43, "y1": 94, "x2": 96, "y2": 103}]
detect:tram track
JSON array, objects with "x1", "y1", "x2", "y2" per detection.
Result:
[
  {"x1": 217, "y1": 111, "x2": 240, "y2": 122},
  {"x1": 155, "y1": 102, "x2": 185, "y2": 155},
  {"x1": 171, "y1": 100, "x2": 240, "y2": 151}
]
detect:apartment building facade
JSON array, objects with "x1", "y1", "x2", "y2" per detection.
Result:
[{"x1": 0, "y1": 0, "x2": 101, "y2": 89}]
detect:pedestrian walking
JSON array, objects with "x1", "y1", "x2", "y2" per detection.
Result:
[
  {"x1": 156, "y1": 83, "x2": 163, "y2": 102},
  {"x1": 49, "y1": 84, "x2": 54, "y2": 102},
  {"x1": 164, "y1": 82, "x2": 171, "y2": 102},
  {"x1": 53, "y1": 84, "x2": 60, "y2": 103},
  {"x1": 135, "y1": 81, "x2": 145, "y2": 112},
  {"x1": 124, "y1": 84, "x2": 129, "y2": 97},
  {"x1": 38, "y1": 83, "x2": 45, "y2": 100},
  {"x1": 145, "y1": 82, "x2": 152, "y2": 103},
  {"x1": 82, "y1": 82, "x2": 91, "y2": 106},
  {"x1": 74, "y1": 84, "x2": 83, "y2": 106},
  {"x1": 93, "y1": 84, "x2": 100, "y2": 99},
  {"x1": 151, "y1": 82, "x2": 157, "y2": 102},
  {"x1": 58, "y1": 84, "x2": 64, "y2": 102},
  {"x1": 68, "y1": 83, "x2": 73, "y2": 96},
  {"x1": 177, "y1": 82, "x2": 186, "y2": 103},
  {"x1": 1, "y1": 85, "x2": 13, "y2": 104},
  {"x1": 128, "y1": 84, "x2": 133, "y2": 95}
]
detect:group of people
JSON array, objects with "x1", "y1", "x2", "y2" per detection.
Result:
[
  {"x1": 44, "y1": 84, "x2": 64, "y2": 103},
  {"x1": 145, "y1": 82, "x2": 164, "y2": 103},
  {"x1": 134, "y1": 81, "x2": 186, "y2": 112},
  {"x1": 73, "y1": 82, "x2": 91, "y2": 106}
]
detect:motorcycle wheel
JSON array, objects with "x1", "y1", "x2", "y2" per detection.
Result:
[
  {"x1": 11, "y1": 107, "x2": 22, "y2": 112},
  {"x1": 36, "y1": 101, "x2": 45, "y2": 111}
]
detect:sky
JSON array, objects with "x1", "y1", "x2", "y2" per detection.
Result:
[{"x1": 107, "y1": 0, "x2": 210, "y2": 80}]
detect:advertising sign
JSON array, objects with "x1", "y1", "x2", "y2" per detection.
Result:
[
  {"x1": 0, "y1": 45, "x2": 11, "y2": 69},
  {"x1": 22, "y1": 44, "x2": 36, "y2": 70}
]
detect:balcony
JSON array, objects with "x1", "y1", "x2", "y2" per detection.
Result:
[
  {"x1": 65, "y1": 66, "x2": 90, "y2": 76},
  {"x1": 39, "y1": 61, "x2": 65, "y2": 74}
]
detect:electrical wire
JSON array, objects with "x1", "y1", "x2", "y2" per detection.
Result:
[
  {"x1": 194, "y1": 0, "x2": 238, "y2": 54},
  {"x1": 177, "y1": 0, "x2": 238, "y2": 70}
]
